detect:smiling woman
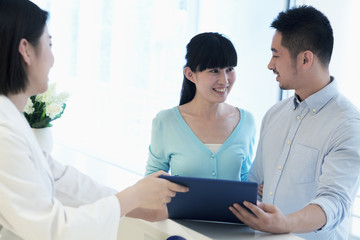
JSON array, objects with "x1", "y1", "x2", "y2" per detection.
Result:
[{"x1": 145, "y1": 32, "x2": 256, "y2": 182}]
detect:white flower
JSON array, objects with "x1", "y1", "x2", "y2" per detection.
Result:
[
  {"x1": 56, "y1": 92, "x2": 70, "y2": 104},
  {"x1": 35, "y1": 83, "x2": 56, "y2": 103},
  {"x1": 24, "y1": 82, "x2": 70, "y2": 128},
  {"x1": 23, "y1": 98, "x2": 35, "y2": 114},
  {"x1": 45, "y1": 103, "x2": 63, "y2": 119}
]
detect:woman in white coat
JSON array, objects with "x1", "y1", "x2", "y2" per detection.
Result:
[{"x1": 0, "y1": 0, "x2": 188, "y2": 239}]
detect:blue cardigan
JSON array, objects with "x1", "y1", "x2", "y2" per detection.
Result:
[{"x1": 145, "y1": 107, "x2": 256, "y2": 181}]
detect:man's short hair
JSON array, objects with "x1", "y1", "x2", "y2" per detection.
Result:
[{"x1": 271, "y1": 5, "x2": 333, "y2": 67}]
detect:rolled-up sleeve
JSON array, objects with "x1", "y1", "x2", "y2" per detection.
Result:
[{"x1": 310, "y1": 118, "x2": 360, "y2": 231}]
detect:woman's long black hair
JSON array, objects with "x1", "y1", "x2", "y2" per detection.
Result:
[{"x1": 179, "y1": 32, "x2": 237, "y2": 105}]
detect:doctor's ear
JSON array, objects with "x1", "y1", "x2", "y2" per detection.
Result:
[
  {"x1": 18, "y1": 38, "x2": 32, "y2": 66},
  {"x1": 184, "y1": 67, "x2": 196, "y2": 83}
]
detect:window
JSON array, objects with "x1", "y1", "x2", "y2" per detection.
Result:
[{"x1": 33, "y1": 0, "x2": 284, "y2": 174}]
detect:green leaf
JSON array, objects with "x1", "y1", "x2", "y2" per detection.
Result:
[{"x1": 31, "y1": 117, "x2": 51, "y2": 128}]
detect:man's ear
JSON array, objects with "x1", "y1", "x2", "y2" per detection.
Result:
[
  {"x1": 184, "y1": 67, "x2": 196, "y2": 84},
  {"x1": 301, "y1": 50, "x2": 314, "y2": 69},
  {"x1": 18, "y1": 38, "x2": 31, "y2": 66}
]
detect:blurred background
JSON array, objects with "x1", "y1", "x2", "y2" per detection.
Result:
[{"x1": 31, "y1": 0, "x2": 360, "y2": 238}]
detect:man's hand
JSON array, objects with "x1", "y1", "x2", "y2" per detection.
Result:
[
  {"x1": 229, "y1": 201, "x2": 290, "y2": 233},
  {"x1": 258, "y1": 184, "x2": 264, "y2": 198},
  {"x1": 229, "y1": 201, "x2": 326, "y2": 234}
]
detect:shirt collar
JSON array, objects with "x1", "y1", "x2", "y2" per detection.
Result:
[{"x1": 292, "y1": 76, "x2": 339, "y2": 114}]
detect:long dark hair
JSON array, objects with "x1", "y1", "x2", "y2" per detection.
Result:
[
  {"x1": 179, "y1": 32, "x2": 237, "y2": 105},
  {"x1": 0, "y1": 0, "x2": 48, "y2": 96}
]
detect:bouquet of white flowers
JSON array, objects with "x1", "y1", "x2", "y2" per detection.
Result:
[{"x1": 23, "y1": 83, "x2": 70, "y2": 128}]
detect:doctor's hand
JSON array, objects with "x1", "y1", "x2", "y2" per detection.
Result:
[
  {"x1": 116, "y1": 171, "x2": 188, "y2": 217},
  {"x1": 132, "y1": 171, "x2": 189, "y2": 209},
  {"x1": 127, "y1": 207, "x2": 169, "y2": 222},
  {"x1": 229, "y1": 201, "x2": 290, "y2": 234}
]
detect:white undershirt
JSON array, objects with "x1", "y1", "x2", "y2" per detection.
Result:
[{"x1": 204, "y1": 144, "x2": 222, "y2": 154}]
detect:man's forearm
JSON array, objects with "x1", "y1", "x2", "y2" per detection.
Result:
[{"x1": 287, "y1": 204, "x2": 326, "y2": 233}]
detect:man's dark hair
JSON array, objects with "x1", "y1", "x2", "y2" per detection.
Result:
[{"x1": 271, "y1": 5, "x2": 333, "y2": 67}]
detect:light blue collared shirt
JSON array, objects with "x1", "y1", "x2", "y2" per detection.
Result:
[{"x1": 248, "y1": 79, "x2": 360, "y2": 240}]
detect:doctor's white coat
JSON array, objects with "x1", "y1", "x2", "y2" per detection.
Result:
[{"x1": 0, "y1": 96, "x2": 121, "y2": 240}]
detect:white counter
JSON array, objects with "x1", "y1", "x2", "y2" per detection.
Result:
[{"x1": 117, "y1": 217, "x2": 305, "y2": 240}]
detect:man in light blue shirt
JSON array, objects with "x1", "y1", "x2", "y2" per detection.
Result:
[{"x1": 229, "y1": 5, "x2": 360, "y2": 240}]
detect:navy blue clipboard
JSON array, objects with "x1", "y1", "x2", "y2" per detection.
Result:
[{"x1": 160, "y1": 175, "x2": 258, "y2": 224}]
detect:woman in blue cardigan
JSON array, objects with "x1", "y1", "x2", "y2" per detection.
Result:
[{"x1": 146, "y1": 32, "x2": 256, "y2": 181}]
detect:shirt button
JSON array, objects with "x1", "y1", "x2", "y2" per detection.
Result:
[
  {"x1": 312, "y1": 108, "x2": 316, "y2": 113},
  {"x1": 278, "y1": 165, "x2": 282, "y2": 170},
  {"x1": 212, "y1": 171, "x2": 216, "y2": 176},
  {"x1": 269, "y1": 191, "x2": 273, "y2": 196},
  {"x1": 287, "y1": 140, "x2": 291, "y2": 145},
  {"x1": 297, "y1": 115, "x2": 301, "y2": 120},
  {"x1": 211, "y1": 154, "x2": 215, "y2": 158}
]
